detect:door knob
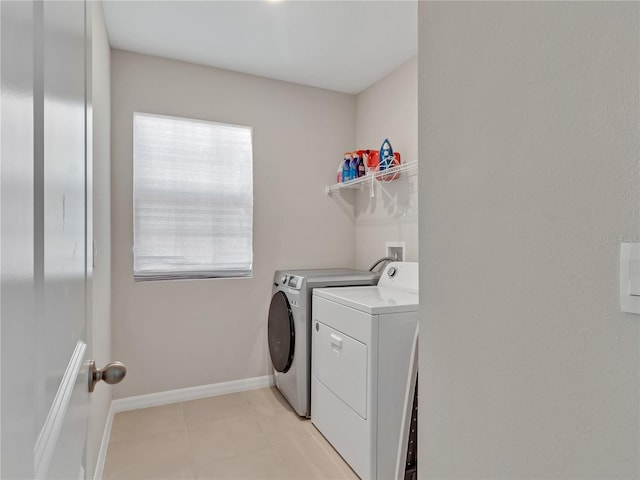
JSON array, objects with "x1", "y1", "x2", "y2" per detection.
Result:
[{"x1": 89, "y1": 360, "x2": 127, "y2": 392}]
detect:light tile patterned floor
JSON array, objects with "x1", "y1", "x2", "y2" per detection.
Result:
[{"x1": 103, "y1": 387, "x2": 359, "y2": 480}]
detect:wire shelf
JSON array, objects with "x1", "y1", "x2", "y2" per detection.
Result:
[{"x1": 325, "y1": 161, "x2": 418, "y2": 197}]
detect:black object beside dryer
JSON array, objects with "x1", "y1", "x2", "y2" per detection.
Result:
[{"x1": 268, "y1": 269, "x2": 379, "y2": 417}]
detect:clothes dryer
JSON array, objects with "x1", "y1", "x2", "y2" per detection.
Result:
[
  {"x1": 268, "y1": 269, "x2": 379, "y2": 417},
  {"x1": 311, "y1": 262, "x2": 419, "y2": 480}
]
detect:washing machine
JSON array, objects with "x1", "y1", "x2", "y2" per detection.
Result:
[
  {"x1": 311, "y1": 262, "x2": 419, "y2": 480},
  {"x1": 268, "y1": 268, "x2": 379, "y2": 417}
]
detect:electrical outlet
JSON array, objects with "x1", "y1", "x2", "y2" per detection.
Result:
[{"x1": 385, "y1": 241, "x2": 406, "y2": 262}]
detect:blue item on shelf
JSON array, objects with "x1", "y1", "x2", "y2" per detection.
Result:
[
  {"x1": 379, "y1": 138, "x2": 394, "y2": 171},
  {"x1": 342, "y1": 154, "x2": 352, "y2": 182},
  {"x1": 350, "y1": 153, "x2": 359, "y2": 179}
]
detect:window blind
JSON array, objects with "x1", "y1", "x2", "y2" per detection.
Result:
[{"x1": 133, "y1": 113, "x2": 253, "y2": 280}]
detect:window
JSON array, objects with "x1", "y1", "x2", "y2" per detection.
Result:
[{"x1": 133, "y1": 112, "x2": 253, "y2": 280}]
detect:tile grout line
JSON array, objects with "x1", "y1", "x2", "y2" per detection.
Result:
[
  {"x1": 104, "y1": 404, "x2": 195, "y2": 478},
  {"x1": 245, "y1": 395, "x2": 288, "y2": 446},
  {"x1": 241, "y1": 390, "x2": 285, "y2": 462},
  {"x1": 306, "y1": 427, "x2": 358, "y2": 479},
  {"x1": 248, "y1": 392, "x2": 314, "y2": 447},
  {"x1": 249, "y1": 391, "x2": 347, "y2": 474},
  {"x1": 108, "y1": 388, "x2": 350, "y2": 479},
  {"x1": 245, "y1": 386, "x2": 338, "y2": 467},
  {"x1": 185, "y1": 391, "x2": 281, "y2": 474},
  {"x1": 239, "y1": 389, "x2": 261, "y2": 417},
  {"x1": 178, "y1": 401, "x2": 198, "y2": 476}
]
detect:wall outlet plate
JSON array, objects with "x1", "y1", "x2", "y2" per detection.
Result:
[{"x1": 385, "y1": 241, "x2": 406, "y2": 262}]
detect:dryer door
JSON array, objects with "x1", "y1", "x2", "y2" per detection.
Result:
[{"x1": 268, "y1": 291, "x2": 295, "y2": 373}]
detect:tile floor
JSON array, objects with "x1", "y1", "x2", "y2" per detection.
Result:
[{"x1": 103, "y1": 387, "x2": 359, "y2": 479}]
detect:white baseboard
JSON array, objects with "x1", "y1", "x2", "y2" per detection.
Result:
[
  {"x1": 110, "y1": 374, "x2": 275, "y2": 413},
  {"x1": 93, "y1": 374, "x2": 274, "y2": 479}
]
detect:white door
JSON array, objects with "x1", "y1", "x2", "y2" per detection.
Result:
[{"x1": 2, "y1": 1, "x2": 91, "y2": 477}]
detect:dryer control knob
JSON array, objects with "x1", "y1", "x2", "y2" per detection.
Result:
[{"x1": 281, "y1": 275, "x2": 288, "y2": 284}]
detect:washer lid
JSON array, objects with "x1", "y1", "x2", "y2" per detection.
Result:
[{"x1": 313, "y1": 285, "x2": 419, "y2": 315}]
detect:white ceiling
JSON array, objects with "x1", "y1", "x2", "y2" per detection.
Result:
[{"x1": 102, "y1": 1, "x2": 417, "y2": 95}]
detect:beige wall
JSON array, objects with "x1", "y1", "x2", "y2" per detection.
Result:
[
  {"x1": 87, "y1": 1, "x2": 111, "y2": 477},
  {"x1": 419, "y1": 2, "x2": 639, "y2": 478},
  {"x1": 354, "y1": 58, "x2": 418, "y2": 270},
  {"x1": 111, "y1": 50, "x2": 356, "y2": 398}
]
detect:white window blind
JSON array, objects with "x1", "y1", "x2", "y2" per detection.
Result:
[{"x1": 133, "y1": 112, "x2": 253, "y2": 280}]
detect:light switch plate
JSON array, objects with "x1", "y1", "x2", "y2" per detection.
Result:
[
  {"x1": 630, "y1": 259, "x2": 640, "y2": 296},
  {"x1": 620, "y1": 243, "x2": 640, "y2": 314}
]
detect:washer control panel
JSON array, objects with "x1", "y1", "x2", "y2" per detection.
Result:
[{"x1": 279, "y1": 274, "x2": 302, "y2": 290}]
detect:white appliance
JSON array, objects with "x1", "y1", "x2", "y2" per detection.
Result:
[
  {"x1": 268, "y1": 269, "x2": 379, "y2": 417},
  {"x1": 311, "y1": 262, "x2": 419, "y2": 480}
]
